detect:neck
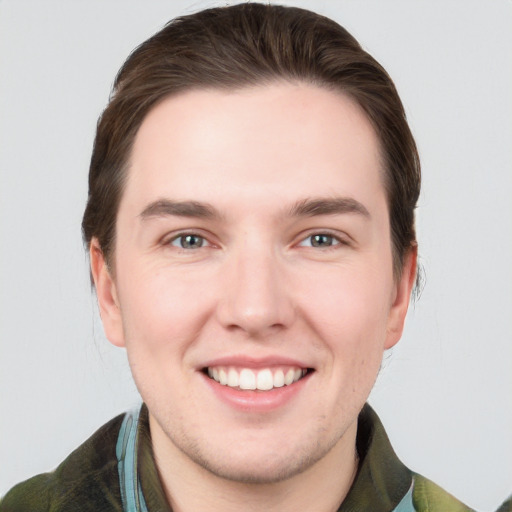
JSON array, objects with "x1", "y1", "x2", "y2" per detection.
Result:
[{"x1": 150, "y1": 415, "x2": 359, "y2": 512}]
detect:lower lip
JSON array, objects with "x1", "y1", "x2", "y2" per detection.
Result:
[{"x1": 201, "y1": 372, "x2": 312, "y2": 412}]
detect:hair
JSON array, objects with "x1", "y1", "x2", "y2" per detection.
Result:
[{"x1": 82, "y1": 2, "x2": 420, "y2": 279}]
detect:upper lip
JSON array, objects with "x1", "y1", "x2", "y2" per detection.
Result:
[{"x1": 200, "y1": 355, "x2": 312, "y2": 370}]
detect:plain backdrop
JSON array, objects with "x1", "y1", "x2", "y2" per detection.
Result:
[{"x1": 0, "y1": 1, "x2": 511, "y2": 510}]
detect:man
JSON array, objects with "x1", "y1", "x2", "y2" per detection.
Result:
[{"x1": 0, "y1": 3, "x2": 497, "y2": 511}]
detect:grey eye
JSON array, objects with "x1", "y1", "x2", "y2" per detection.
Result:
[
  {"x1": 310, "y1": 234, "x2": 335, "y2": 247},
  {"x1": 172, "y1": 234, "x2": 205, "y2": 249}
]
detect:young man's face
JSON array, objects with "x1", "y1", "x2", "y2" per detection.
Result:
[{"x1": 92, "y1": 83, "x2": 415, "y2": 483}]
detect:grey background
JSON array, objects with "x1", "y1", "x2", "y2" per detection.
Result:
[{"x1": 0, "y1": 1, "x2": 511, "y2": 510}]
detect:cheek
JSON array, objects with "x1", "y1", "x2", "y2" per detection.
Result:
[
  {"x1": 300, "y1": 263, "x2": 393, "y2": 340},
  {"x1": 116, "y1": 264, "x2": 212, "y2": 356},
  {"x1": 299, "y1": 263, "x2": 393, "y2": 395},
  {"x1": 117, "y1": 269, "x2": 211, "y2": 405}
]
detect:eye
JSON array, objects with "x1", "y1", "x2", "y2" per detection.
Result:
[
  {"x1": 170, "y1": 234, "x2": 207, "y2": 249},
  {"x1": 299, "y1": 233, "x2": 341, "y2": 248}
]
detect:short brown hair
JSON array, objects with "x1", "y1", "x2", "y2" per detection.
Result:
[{"x1": 82, "y1": 3, "x2": 420, "y2": 277}]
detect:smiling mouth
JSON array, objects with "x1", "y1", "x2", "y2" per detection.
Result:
[{"x1": 204, "y1": 366, "x2": 313, "y2": 391}]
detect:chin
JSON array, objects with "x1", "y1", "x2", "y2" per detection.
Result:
[
  {"x1": 173, "y1": 427, "x2": 340, "y2": 486},
  {"x1": 192, "y1": 449, "x2": 320, "y2": 485}
]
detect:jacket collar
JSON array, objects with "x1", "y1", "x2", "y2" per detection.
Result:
[{"x1": 338, "y1": 403, "x2": 412, "y2": 511}]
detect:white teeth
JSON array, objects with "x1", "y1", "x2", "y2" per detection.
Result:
[
  {"x1": 207, "y1": 366, "x2": 308, "y2": 391},
  {"x1": 227, "y1": 368, "x2": 239, "y2": 387},
  {"x1": 239, "y1": 369, "x2": 256, "y2": 390},
  {"x1": 273, "y1": 369, "x2": 285, "y2": 388},
  {"x1": 256, "y1": 369, "x2": 273, "y2": 391}
]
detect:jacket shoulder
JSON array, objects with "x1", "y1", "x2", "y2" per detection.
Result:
[
  {"x1": 412, "y1": 474, "x2": 475, "y2": 512},
  {"x1": 0, "y1": 473, "x2": 54, "y2": 512},
  {"x1": 1, "y1": 413, "x2": 125, "y2": 512}
]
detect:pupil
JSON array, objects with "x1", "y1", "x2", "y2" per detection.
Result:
[
  {"x1": 182, "y1": 235, "x2": 202, "y2": 248},
  {"x1": 312, "y1": 234, "x2": 332, "y2": 247}
]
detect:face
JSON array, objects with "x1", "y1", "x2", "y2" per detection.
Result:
[{"x1": 92, "y1": 83, "x2": 415, "y2": 484}]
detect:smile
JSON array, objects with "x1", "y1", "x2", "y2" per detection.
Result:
[{"x1": 206, "y1": 366, "x2": 310, "y2": 391}]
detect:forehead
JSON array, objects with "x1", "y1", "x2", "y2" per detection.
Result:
[{"x1": 123, "y1": 83, "x2": 385, "y2": 215}]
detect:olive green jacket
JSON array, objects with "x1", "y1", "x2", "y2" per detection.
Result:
[{"x1": 0, "y1": 404, "x2": 487, "y2": 511}]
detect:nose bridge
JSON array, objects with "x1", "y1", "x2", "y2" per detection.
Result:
[{"x1": 217, "y1": 233, "x2": 293, "y2": 335}]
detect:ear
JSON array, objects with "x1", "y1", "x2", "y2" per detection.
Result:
[
  {"x1": 384, "y1": 245, "x2": 418, "y2": 350},
  {"x1": 90, "y1": 238, "x2": 125, "y2": 347}
]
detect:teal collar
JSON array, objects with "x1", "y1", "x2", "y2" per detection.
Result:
[{"x1": 116, "y1": 405, "x2": 149, "y2": 512}]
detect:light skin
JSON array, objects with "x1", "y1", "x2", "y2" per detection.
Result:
[{"x1": 91, "y1": 83, "x2": 416, "y2": 512}]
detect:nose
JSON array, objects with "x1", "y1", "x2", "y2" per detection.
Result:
[{"x1": 216, "y1": 243, "x2": 295, "y2": 337}]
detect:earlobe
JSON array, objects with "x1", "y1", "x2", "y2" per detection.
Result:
[
  {"x1": 89, "y1": 239, "x2": 125, "y2": 347},
  {"x1": 384, "y1": 245, "x2": 418, "y2": 350}
]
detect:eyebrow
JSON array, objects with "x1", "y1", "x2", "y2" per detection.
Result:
[
  {"x1": 139, "y1": 199, "x2": 219, "y2": 220},
  {"x1": 288, "y1": 197, "x2": 370, "y2": 218},
  {"x1": 138, "y1": 196, "x2": 370, "y2": 222}
]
